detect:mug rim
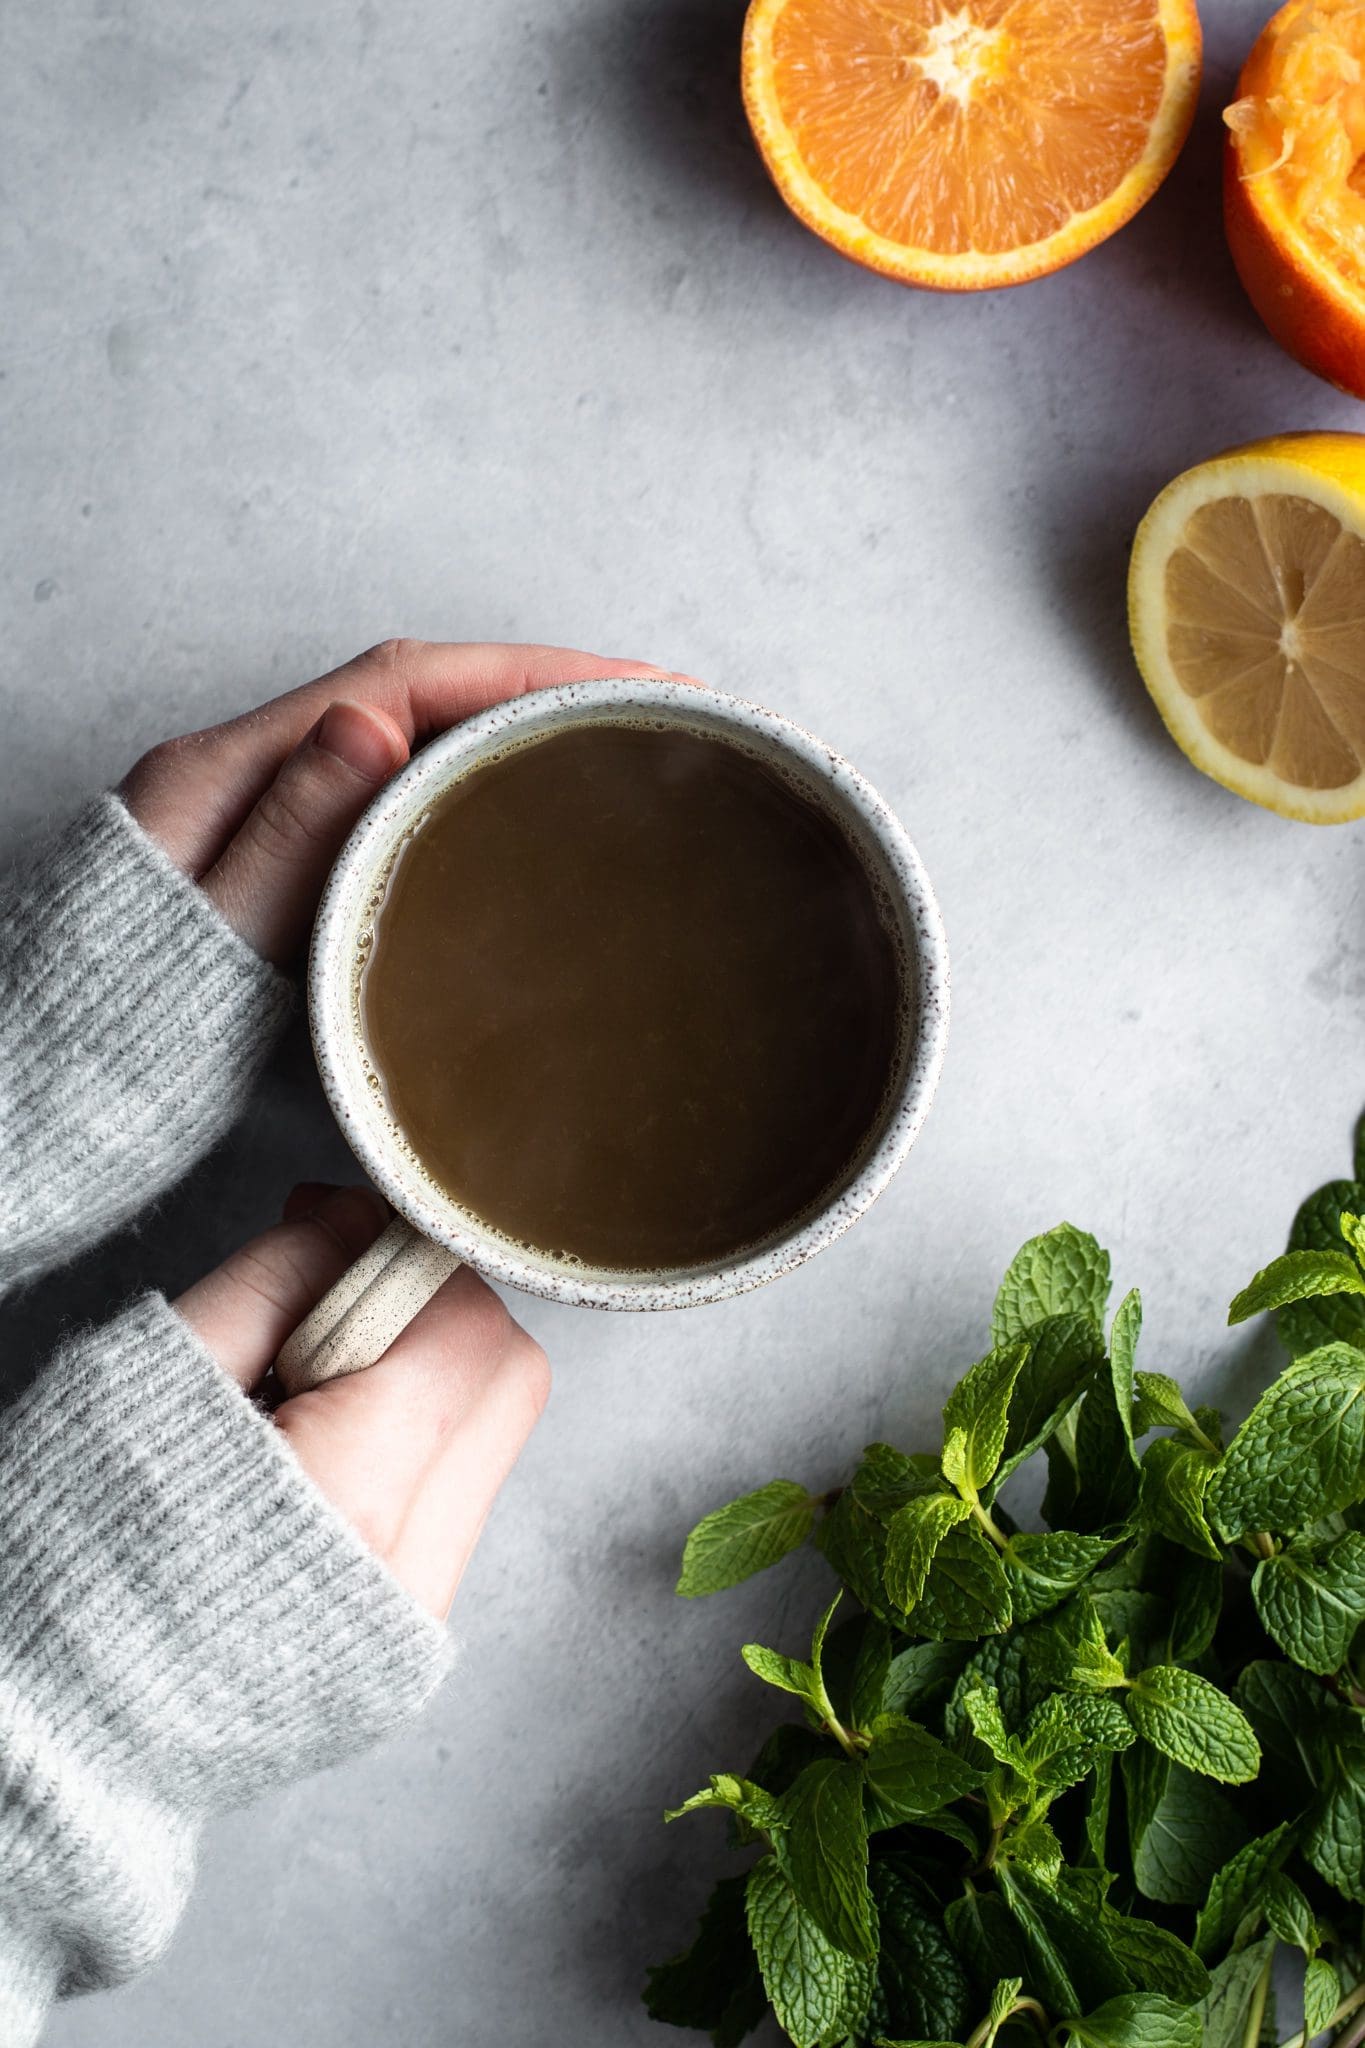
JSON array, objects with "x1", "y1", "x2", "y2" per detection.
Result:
[{"x1": 307, "y1": 678, "x2": 950, "y2": 1310}]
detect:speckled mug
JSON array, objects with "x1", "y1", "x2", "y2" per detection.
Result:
[{"x1": 275, "y1": 680, "x2": 949, "y2": 1394}]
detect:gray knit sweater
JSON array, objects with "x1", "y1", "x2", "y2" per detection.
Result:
[{"x1": 0, "y1": 795, "x2": 454, "y2": 2045}]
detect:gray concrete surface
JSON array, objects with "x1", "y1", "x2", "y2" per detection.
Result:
[{"x1": 3, "y1": 0, "x2": 1363, "y2": 2040}]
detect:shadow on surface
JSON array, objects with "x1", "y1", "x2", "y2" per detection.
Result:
[{"x1": 577, "y1": 0, "x2": 773, "y2": 219}]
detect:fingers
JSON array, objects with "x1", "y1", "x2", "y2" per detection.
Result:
[
  {"x1": 274, "y1": 1266, "x2": 550, "y2": 1618},
  {"x1": 239, "y1": 638, "x2": 692, "y2": 760},
  {"x1": 197, "y1": 699, "x2": 409, "y2": 964},
  {"x1": 174, "y1": 1185, "x2": 390, "y2": 1389},
  {"x1": 121, "y1": 640, "x2": 690, "y2": 874}
]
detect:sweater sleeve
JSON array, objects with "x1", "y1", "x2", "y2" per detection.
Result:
[
  {"x1": 0, "y1": 1292, "x2": 453, "y2": 2044},
  {"x1": 0, "y1": 794, "x2": 293, "y2": 1292}
]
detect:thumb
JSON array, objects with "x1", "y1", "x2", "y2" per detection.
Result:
[
  {"x1": 174, "y1": 1185, "x2": 391, "y2": 1388},
  {"x1": 199, "y1": 700, "x2": 408, "y2": 963}
]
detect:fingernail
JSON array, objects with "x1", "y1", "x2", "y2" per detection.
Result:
[
  {"x1": 305, "y1": 1185, "x2": 392, "y2": 1261},
  {"x1": 314, "y1": 700, "x2": 404, "y2": 783}
]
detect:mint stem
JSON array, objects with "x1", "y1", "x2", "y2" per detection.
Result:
[
  {"x1": 967, "y1": 1998, "x2": 1051, "y2": 2048},
  {"x1": 969, "y1": 1498, "x2": 1010, "y2": 1551},
  {"x1": 808, "y1": 1667, "x2": 860, "y2": 1760},
  {"x1": 1327, "y1": 1983, "x2": 1365, "y2": 2048},
  {"x1": 1243, "y1": 1952, "x2": 1274, "y2": 2048}
]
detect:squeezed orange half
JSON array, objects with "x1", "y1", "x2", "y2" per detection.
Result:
[{"x1": 1226, "y1": 0, "x2": 1365, "y2": 396}]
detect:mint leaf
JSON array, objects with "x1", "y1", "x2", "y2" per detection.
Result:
[
  {"x1": 833, "y1": 1952, "x2": 878, "y2": 2043},
  {"x1": 1101, "y1": 1913, "x2": 1210, "y2": 2004},
  {"x1": 1084, "y1": 1750, "x2": 1113, "y2": 1869},
  {"x1": 1087, "y1": 1587, "x2": 1170, "y2": 1672},
  {"x1": 1123, "y1": 1746, "x2": 1249, "y2": 1904},
  {"x1": 1138, "y1": 1438, "x2": 1221, "y2": 1560},
  {"x1": 1132, "y1": 1372, "x2": 1206, "y2": 1439},
  {"x1": 678, "y1": 1480, "x2": 816, "y2": 1597},
  {"x1": 1228, "y1": 1250, "x2": 1365, "y2": 1326},
  {"x1": 853, "y1": 1444, "x2": 942, "y2": 1524},
  {"x1": 962, "y1": 1683, "x2": 1026, "y2": 1769},
  {"x1": 996, "y1": 1314, "x2": 1104, "y2": 1488},
  {"x1": 1003, "y1": 1529, "x2": 1124, "y2": 1623},
  {"x1": 665, "y1": 1774, "x2": 786, "y2": 1833},
  {"x1": 1192, "y1": 1823, "x2": 1295, "y2": 1958},
  {"x1": 946, "y1": 1636, "x2": 1030, "y2": 1743},
  {"x1": 1304, "y1": 1957, "x2": 1340, "y2": 2040},
  {"x1": 996, "y1": 1865, "x2": 1131, "y2": 2015},
  {"x1": 1001, "y1": 1816, "x2": 1062, "y2": 1884},
  {"x1": 914, "y1": 1808, "x2": 984, "y2": 1858},
  {"x1": 1072, "y1": 1376, "x2": 1141, "y2": 1531},
  {"x1": 1208, "y1": 1343, "x2": 1365, "y2": 1539},
  {"x1": 777, "y1": 1758, "x2": 876, "y2": 1960},
  {"x1": 1166, "y1": 1549, "x2": 1224, "y2": 1661},
  {"x1": 1261, "y1": 1870, "x2": 1318, "y2": 1955},
  {"x1": 1281, "y1": 1181, "x2": 1365, "y2": 1358},
  {"x1": 1036, "y1": 1598, "x2": 1128, "y2": 1691},
  {"x1": 644, "y1": 1874, "x2": 768, "y2": 2045},
  {"x1": 1125, "y1": 1665, "x2": 1260, "y2": 1783},
  {"x1": 1198, "y1": 1937, "x2": 1276, "y2": 2048},
  {"x1": 883, "y1": 1641, "x2": 970, "y2": 1717},
  {"x1": 1109, "y1": 1289, "x2": 1143, "y2": 1452},
  {"x1": 1339, "y1": 1210, "x2": 1365, "y2": 1264},
  {"x1": 1016, "y1": 1692, "x2": 1133, "y2": 1807},
  {"x1": 850, "y1": 1617, "x2": 893, "y2": 1732},
  {"x1": 1235, "y1": 1660, "x2": 1322, "y2": 1807},
  {"x1": 990, "y1": 1977, "x2": 1025, "y2": 2031},
  {"x1": 742, "y1": 1642, "x2": 818, "y2": 1706},
  {"x1": 863, "y1": 1714, "x2": 983, "y2": 1831},
  {"x1": 944, "y1": 1890, "x2": 1030, "y2": 2002},
  {"x1": 884, "y1": 1493, "x2": 973, "y2": 1617},
  {"x1": 745, "y1": 1854, "x2": 852, "y2": 2048},
  {"x1": 1304, "y1": 1722, "x2": 1365, "y2": 1904},
  {"x1": 1060, "y1": 1692, "x2": 1137, "y2": 1752},
  {"x1": 868, "y1": 1861, "x2": 972, "y2": 2045},
  {"x1": 809, "y1": 1593, "x2": 842, "y2": 1697},
  {"x1": 814, "y1": 1492, "x2": 890, "y2": 1619},
  {"x1": 910, "y1": 1523, "x2": 1013, "y2": 1639},
  {"x1": 941, "y1": 1343, "x2": 1029, "y2": 1495},
  {"x1": 1252, "y1": 1530, "x2": 1365, "y2": 1674},
  {"x1": 1062, "y1": 1994, "x2": 1202, "y2": 2048},
  {"x1": 993, "y1": 1224, "x2": 1112, "y2": 1342}
]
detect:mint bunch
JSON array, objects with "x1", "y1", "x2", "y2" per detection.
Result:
[{"x1": 645, "y1": 1144, "x2": 1365, "y2": 2048}]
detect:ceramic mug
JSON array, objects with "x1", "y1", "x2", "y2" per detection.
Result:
[{"x1": 275, "y1": 678, "x2": 950, "y2": 1395}]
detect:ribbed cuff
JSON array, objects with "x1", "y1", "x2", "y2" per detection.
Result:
[
  {"x1": 0, "y1": 1915, "x2": 62, "y2": 2048},
  {"x1": 0, "y1": 794, "x2": 293, "y2": 1287},
  {"x1": 0, "y1": 1295, "x2": 452, "y2": 2007}
]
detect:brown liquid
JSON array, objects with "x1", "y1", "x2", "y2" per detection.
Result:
[{"x1": 361, "y1": 722, "x2": 905, "y2": 1272}]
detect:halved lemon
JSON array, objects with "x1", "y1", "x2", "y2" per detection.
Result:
[
  {"x1": 741, "y1": 0, "x2": 1203, "y2": 291},
  {"x1": 1129, "y1": 433, "x2": 1365, "y2": 822}
]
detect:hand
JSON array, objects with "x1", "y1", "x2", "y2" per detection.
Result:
[
  {"x1": 174, "y1": 1183, "x2": 549, "y2": 1618},
  {"x1": 121, "y1": 638, "x2": 687, "y2": 965}
]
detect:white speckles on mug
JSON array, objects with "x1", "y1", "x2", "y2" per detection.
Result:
[{"x1": 308, "y1": 679, "x2": 950, "y2": 1311}]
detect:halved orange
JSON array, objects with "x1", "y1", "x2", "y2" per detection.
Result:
[
  {"x1": 1225, "y1": 1, "x2": 1365, "y2": 398},
  {"x1": 1129, "y1": 433, "x2": 1365, "y2": 822},
  {"x1": 741, "y1": 0, "x2": 1203, "y2": 291}
]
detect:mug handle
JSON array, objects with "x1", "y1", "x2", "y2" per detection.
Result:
[{"x1": 275, "y1": 1216, "x2": 463, "y2": 1397}]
